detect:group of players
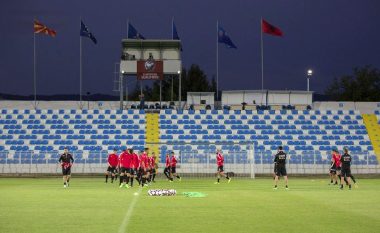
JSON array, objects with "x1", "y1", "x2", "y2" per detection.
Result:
[
  {"x1": 59, "y1": 145, "x2": 355, "y2": 190},
  {"x1": 273, "y1": 146, "x2": 356, "y2": 190},
  {"x1": 58, "y1": 147, "x2": 231, "y2": 188},
  {"x1": 329, "y1": 147, "x2": 357, "y2": 190},
  {"x1": 105, "y1": 148, "x2": 182, "y2": 188}
]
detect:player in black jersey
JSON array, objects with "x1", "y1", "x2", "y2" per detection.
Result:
[
  {"x1": 340, "y1": 147, "x2": 352, "y2": 190},
  {"x1": 58, "y1": 148, "x2": 74, "y2": 188},
  {"x1": 273, "y1": 146, "x2": 288, "y2": 190}
]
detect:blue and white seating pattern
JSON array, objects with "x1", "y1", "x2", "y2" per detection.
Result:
[
  {"x1": 159, "y1": 109, "x2": 378, "y2": 165},
  {"x1": 0, "y1": 109, "x2": 145, "y2": 164},
  {"x1": 0, "y1": 108, "x2": 378, "y2": 166}
]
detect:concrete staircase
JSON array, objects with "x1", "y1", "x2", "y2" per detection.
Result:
[{"x1": 145, "y1": 113, "x2": 160, "y2": 156}]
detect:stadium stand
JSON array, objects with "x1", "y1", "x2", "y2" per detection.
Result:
[
  {"x1": 159, "y1": 109, "x2": 378, "y2": 166},
  {"x1": 0, "y1": 107, "x2": 379, "y2": 174},
  {"x1": 0, "y1": 109, "x2": 146, "y2": 166}
]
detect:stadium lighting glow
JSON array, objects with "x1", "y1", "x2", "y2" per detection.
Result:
[
  {"x1": 307, "y1": 69, "x2": 313, "y2": 76},
  {"x1": 121, "y1": 70, "x2": 126, "y2": 74},
  {"x1": 177, "y1": 70, "x2": 181, "y2": 74}
]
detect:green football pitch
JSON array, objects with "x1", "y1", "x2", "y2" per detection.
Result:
[{"x1": 0, "y1": 177, "x2": 379, "y2": 233}]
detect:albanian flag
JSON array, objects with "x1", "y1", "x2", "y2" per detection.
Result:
[{"x1": 262, "y1": 19, "x2": 283, "y2": 37}]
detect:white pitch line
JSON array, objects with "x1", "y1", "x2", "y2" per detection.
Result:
[{"x1": 118, "y1": 188, "x2": 142, "y2": 233}]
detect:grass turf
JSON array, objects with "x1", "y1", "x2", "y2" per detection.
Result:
[{"x1": 0, "y1": 177, "x2": 379, "y2": 233}]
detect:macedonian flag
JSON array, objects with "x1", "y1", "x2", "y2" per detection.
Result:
[{"x1": 34, "y1": 20, "x2": 57, "y2": 37}]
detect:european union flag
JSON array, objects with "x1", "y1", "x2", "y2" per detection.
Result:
[
  {"x1": 80, "y1": 21, "x2": 97, "y2": 44},
  {"x1": 172, "y1": 21, "x2": 180, "y2": 40},
  {"x1": 218, "y1": 26, "x2": 237, "y2": 49},
  {"x1": 128, "y1": 23, "x2": 145, "y2": 39}
]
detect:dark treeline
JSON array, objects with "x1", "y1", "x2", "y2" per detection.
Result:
[
  {"x1": 325, "y1": 66, "x2": 380, "y2": 101},
  {"x1": 1, "y1": 65, "x2": 379, "y2": 102}
]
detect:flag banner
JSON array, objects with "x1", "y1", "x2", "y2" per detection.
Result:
[
  {"x1": 128, "y1": 23, "x2": 145, "y2": 39},
  {"x1": 262, "y1": 19, "x2": 283, "y2": 37},
  {"x1": 172, "y1": 20, "x2": 183, "y2": 50},
  {"x1": 137, "y1": 58, "x2": 163, "y2": 80},
  {"x1": 34, "y1": 20, "x2": 56, "y2": 37},
  {"x1": 218, "y1": 26, "x2": 237, "y2": 49},
  {"x1": 172, "y1": 21, "x2": 180, "y2": 40},
  {"x1": 80, "y1": 21, "x2": 97, "y2": 44}
]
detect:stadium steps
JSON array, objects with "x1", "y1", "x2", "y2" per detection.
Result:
[
  {"x1": 146, "y1": 113, "x2": 160, "y2": 156},
  {"x1": 362, "y1": 114, "x2": 380, "y2": 157}
]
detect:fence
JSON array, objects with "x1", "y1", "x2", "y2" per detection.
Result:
[{"x1": 0, "y1": 150, "x2": 378, "y2": 175}]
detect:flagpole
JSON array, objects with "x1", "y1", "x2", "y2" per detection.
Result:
[
  {"x1": 216, "y1": 20, "x2": 219, "y2": 101},
  {"x1": 33, "y1": 22, "x2": 37, "y2": 110},
  {"x1": 80, "y1": 19, "x2": 83, "y2": 109},
  {"x1": 127, "y1": 19, "x2": 129, "y2": 38},
  {"x1": 172, "y1": 17, "x2": 174, "y2": 39},
  {"x1": 261, "y1": 18, "x2": 264, "y2": 90}
]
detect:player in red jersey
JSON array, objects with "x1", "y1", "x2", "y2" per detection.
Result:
[
  {"x1": 150, "y1": 152, "x2": 157, "y2": 183},
  {"x1": 332, "y1": 148, "x2": 342, "y2": 185},
  {"x1": 170, "y1": 151, "x2": 181, "y2": 182},
  {"x1": 105, "y1": 149, "x2": 118, "y2": 183},
  {"x1": 145, "y1": 149, "x2": 153, "y2": 184},
  {"x1": 130, "y1": 148, "x2": 140, "y2": 187},
  {"x1": 58, "y1": 148, "x2": 74, "y2": 188},
  {"x1": 118, "y1": 149, "x2": 125, "y2": 186},
  {"x1": 137, "y1": 150, "x2": 144, "y2": 185},
  {"x1": 140, "y1": 148, "x2": 150, "y2": 187},
  {"x1": 119, "y1": 148, "x2": 133, "y2": 188},
  {"x1": 215, "y1": 149, "x2": 231, "y2": 184},
  {"x1": 329, "y1": 149, "x2": 338, "y2": 185},
  {"x1": 163, "y1": 153, "x2": 171, "y2": 180}
]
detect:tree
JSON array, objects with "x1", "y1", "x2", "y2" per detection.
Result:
[
  {"x1": 129, "y1": 82, "x2": 141, "y2": 101},
  {"x1": 325, "y1": 66, "x2": 380, "y2": 101},
  {"x1": 146, "y1": 64, "x2": 214, "y2": 101}
]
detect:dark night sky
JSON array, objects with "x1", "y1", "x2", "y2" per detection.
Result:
[{"x1": 1, "y1": 0, "x2": 379, "y2": 96}]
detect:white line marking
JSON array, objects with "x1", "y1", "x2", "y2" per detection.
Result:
[{"x1": 118, "y1": 188, "x2": 142, "y2": 233}]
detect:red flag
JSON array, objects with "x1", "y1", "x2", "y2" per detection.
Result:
[
  {"x1": 262, "y1": 19, "x2": 283, "y2": 37},
  {"x1": 34, "y1": 20, "x2": 57, "y2": 37}
]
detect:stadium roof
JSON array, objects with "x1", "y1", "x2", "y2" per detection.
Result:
[
  {"x1": 222, "y1": 90, "x2": 314, "y2": 94},
  {"x1": 121, "y1": 39, "x2": 181, "y2": 49}
]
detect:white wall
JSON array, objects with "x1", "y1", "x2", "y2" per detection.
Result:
[
  {"x1": 222, "y1": 91, "x2": 313, "y2": 106},
  {"x1": 187, "y1": 93, "x2": 214, "y2": 106},
  {"x1": 313, "y1": 102, "x2": 380, "y2": 113}
]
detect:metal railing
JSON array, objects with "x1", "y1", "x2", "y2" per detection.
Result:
[{"x1": 0, "y1": 150, "x2": 378, "y2": 175}]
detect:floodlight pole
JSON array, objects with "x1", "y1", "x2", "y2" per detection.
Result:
[
  {"x1": 307, "y1": 69, "x2": 313, "y2": 92},
  {"x1": 171, "y1": 76, "x2": 174, "y2": 102},
  {"x1": 160, "y1": 79, "x2": 162, "y2": 107},
  {"x1": 119, "y1": 71, "x2": 123, "y2": 110},
  {"x1": 179, "y1": 70, "x2": 182, "y2": 110},
  {"x1": 125, "y1": 75, "x2": 128, "y2": 105},
  {"x1": 261, "y1": 18, "x2": 264, "y2": 90},
  {"x1": 79, "y1": 18, "x2": 83, "y2": 110},
  {"x1": 216, "y1": 20, "x2": 219, "y2": 101}
]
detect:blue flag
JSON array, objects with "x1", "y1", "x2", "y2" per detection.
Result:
[
  {"x1": 218, "y1": 26, "x2": 237, "y2": 49},
  {"x1": 172, "y1": 21, "x2": 180, "y2": 40},
  {"x1": 128, "y1": 23, "x2": 145, "y2": 39},
  {"x1": 172, "y1": 19, "x2": 182, "y2": 51},
  {"x1": 80, "y1": 21, "x2": 97, "y2": 44}
]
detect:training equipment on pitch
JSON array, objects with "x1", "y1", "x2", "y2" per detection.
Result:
[
  {"x1": 148, "y1": 189, "x2": 177, "y2": 196},
  {"x1": 182, "y1": 192, "x2": 207, "y2": 198}
]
